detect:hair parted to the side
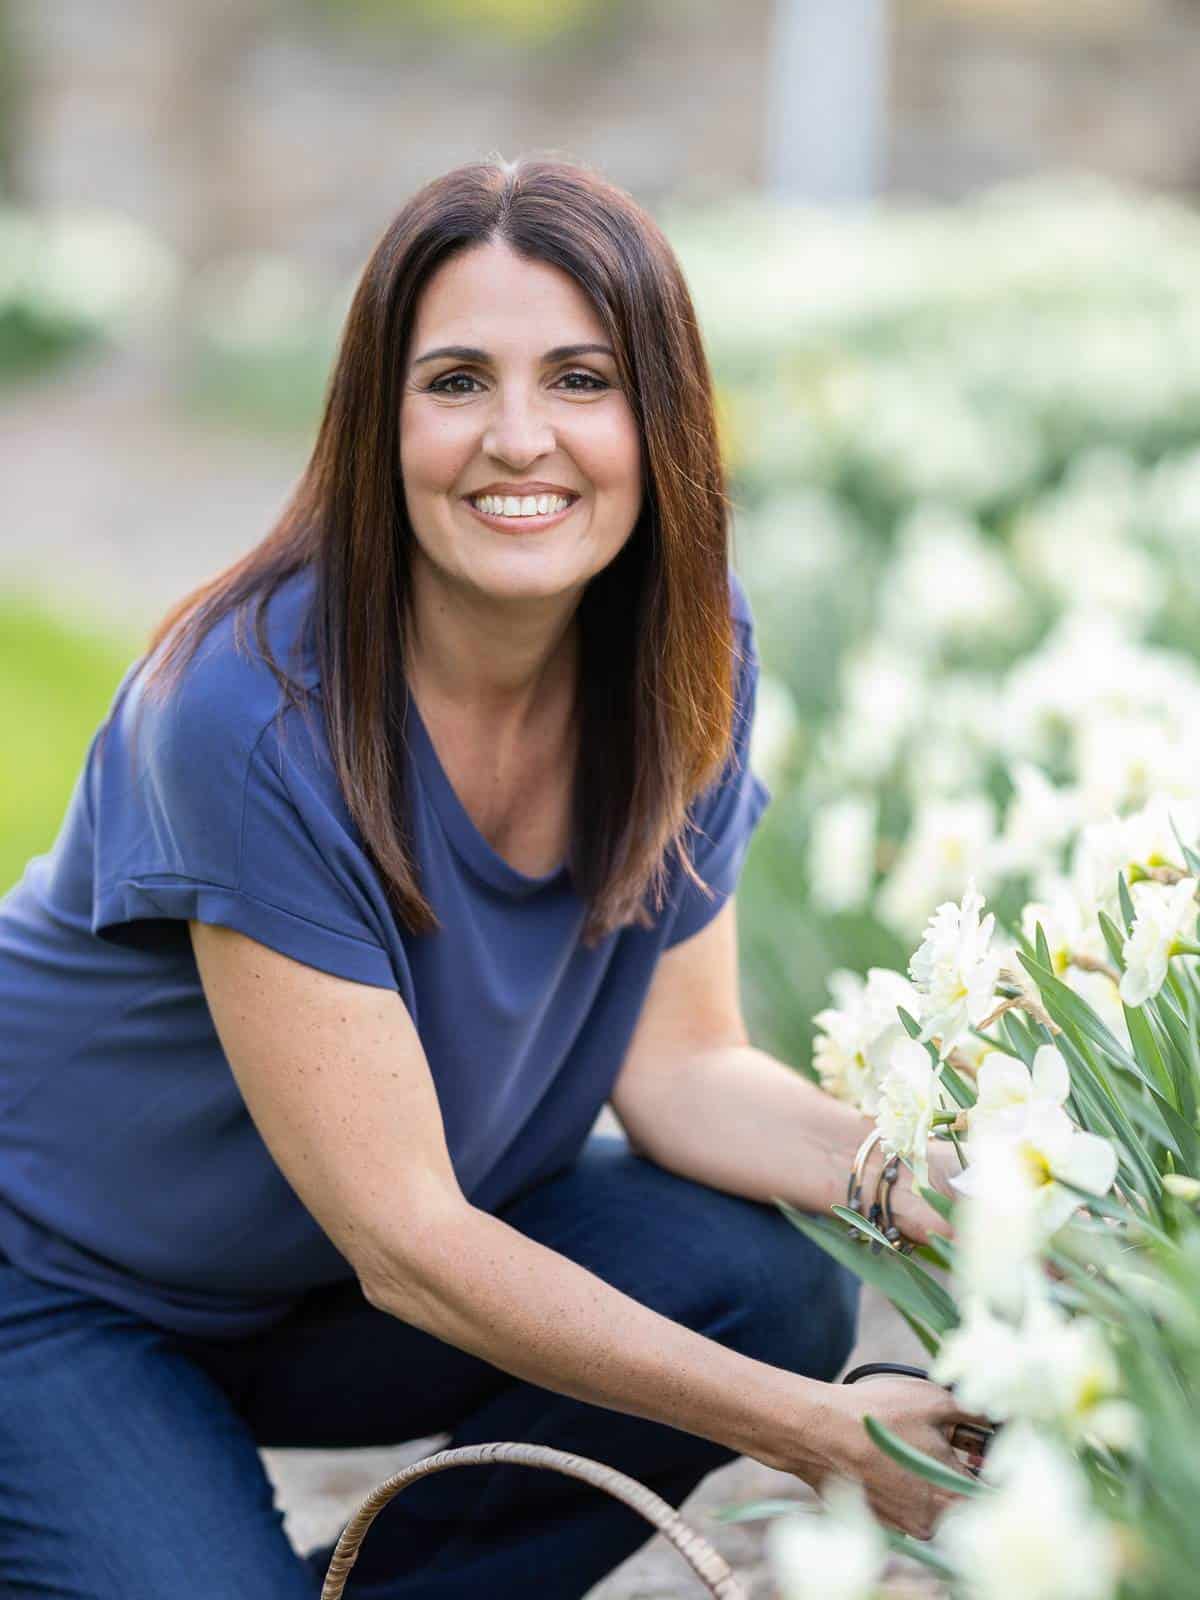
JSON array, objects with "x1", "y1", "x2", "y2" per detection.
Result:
[{"x1": 135, "y1": 154, "x2": 742, "y2": 948}]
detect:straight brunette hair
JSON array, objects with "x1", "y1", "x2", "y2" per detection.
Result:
[{"x1": 138, "y1": 155, "x2": 742, "y2": 949}]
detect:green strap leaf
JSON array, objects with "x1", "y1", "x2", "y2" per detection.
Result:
[
  {"x1": 1098, "y1": 911, "x2": 1127, "y2": 973},
  {"x1": 777, "y1": 1205, "x2": 959, "y2": 1336},
  {"x1": 863, "y1": 1414, "x2": 983, "y2": 1498},
  {"x1": 1117, "y1": 872, "x2": 1137, "y2": 937}
]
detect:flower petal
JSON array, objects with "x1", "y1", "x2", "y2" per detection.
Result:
[{"x1": 1031, "y1": 1044, "x2": 1070, "y2": 1107}]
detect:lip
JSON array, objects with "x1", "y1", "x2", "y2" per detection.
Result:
[
  {"x1": 462, "y1": 495, "x2": 579, "y2": 535},
  {"x1": 465, "y1": 482, "x2": 580, "y2": 497}
]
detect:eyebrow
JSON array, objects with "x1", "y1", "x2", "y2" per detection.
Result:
[{"x1": 411, "y1": 342, "x2": 616, "y2": 368}]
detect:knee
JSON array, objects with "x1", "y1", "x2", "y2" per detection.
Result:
[{"x1": 680, "y1": 1202, "x2": 862, "y2": 1385}]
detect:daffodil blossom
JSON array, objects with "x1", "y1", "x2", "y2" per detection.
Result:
[
  {"x1": 956, "y1": 1104, "x2": 1119, "y2": 1238},
  {"x1": 1021, "y1": 877, "x2": 1107, "y2": 975},
  {"x1": 875, "y1": 1037, "x2": 946, "y2": 1187},
  {"x1": 907, "y1": 879, "x2": 1002, "y2": 1057},
  {"x1": 812, "y1": 967, "x2": 917, "y2": 1116},
  {"x1": 1118, "y1": 875, "x2": 1200, "y2": 1006},
  {"x1": 766, "y1": 1476, "x2": 888, "y2": 1600},
  {"x1": 951, "y1": 1140, "x2": 1051, "y2": 1319},
  {"x1": 931, "y1": 1293, "x2": 1137, "y2": 1453},
  {"x1": 935, "y1": 1424, "x2": 1122, "y2": 1600},
  {"x1": 967, "y1": 1044, "x2": 1070, "y2": 1145}
]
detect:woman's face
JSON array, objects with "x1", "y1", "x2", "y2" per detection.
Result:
[{"x1": 399, "y1": 238, "x2": 644, "y2": 610}]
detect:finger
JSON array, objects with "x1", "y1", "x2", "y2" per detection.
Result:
[{"x1": 926, "y1": 1388, "x2": 994, "y2": 1428}]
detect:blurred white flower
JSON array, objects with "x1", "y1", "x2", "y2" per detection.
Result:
[
  {"x1": 824, "y1": 642, "x2": 924, "y2": 781},
  {"x1": 907, "y1": 880, "x2": 1002, "y2": 1057},
  {"x1": 931, "y1": 1293, "x2": 1135, "y2": 1452},
  {"x1": 1119, "y1": 876, "x2": 1200, "y2": 1006},
  {"x1": 1021, "y1": 876, "x2": 1107, "y2": 974},
  {"x1": 993, "y1": 763, "x2": 1081, "y2": 881},
  {"x1": 879, "y1": 504, "x2": 1023, "y2": 652},
  {"x1": 935, "y1": 1424, "x2": 1122, "y2": 1600},
  {"x1": 812, "y1": 967, "x2": 918, "y2": 1115},
  {"x1": 808, "y1": 795, "x2": 877, "y2": 914},
  {"x1": 900, "y1": 673, "x2": 1001, "y2": 801},
  {"x1": 1012, "y1": 461, "x2": 1162, "y2": 627},
  {"x1": 1073, "y1": 795, "x2": 1200, "y2": 923},
  {"x1": 766, "y1": 1477, "x2": 888, "y2": 1600},
  {"x1": 1074, "y1": 714, "x2": 1200, "y2": 817},
  {"x1": 967, "y1": 1045, "x2": 1069, "y2": 1145},
  {"x1": 953, "y1": 1138, "x2": 1045, "y2": 1318},
  {"x1": 956, "y1": 1103, "x2": 1119, "y2": 1238},
  {"x1": 26, "y1": 207, "x2": 179, "y2": 332},
  {"x1": 876, "y1": 1037, "x2": 946, "y2": 1187},
  {"x1": 877, "y1": 798, "x2": 998, "y2": 941},
  {"x1": 749, "y1": 672, "x2": 801, "y2": 792}
]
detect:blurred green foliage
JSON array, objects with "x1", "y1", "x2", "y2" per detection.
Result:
[
  {"x1": 298, "y1": 0, "x2": 620, "y2": 44},
  {"x1": 0, "y1": 602, "x2": 137, "y2": 896}
]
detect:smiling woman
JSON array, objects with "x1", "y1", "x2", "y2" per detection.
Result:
[{"x1": 0, "y1": 156, "x2": 971, "y2": 1597}]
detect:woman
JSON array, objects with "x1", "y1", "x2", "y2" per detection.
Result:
[{"x1": 0, "y1": 157, "x2": 979, "y2": 1597}]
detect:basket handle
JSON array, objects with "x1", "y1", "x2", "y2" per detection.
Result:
[{"x1": 317, "y1": 1440, "x2": 749, "y2": 1598}]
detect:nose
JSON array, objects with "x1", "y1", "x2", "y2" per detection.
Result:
[{"x1": 480, "y1": 384, "x2": 557, "y2": 468}]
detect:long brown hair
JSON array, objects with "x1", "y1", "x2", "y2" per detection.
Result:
[{"x1": 139, "y1": 155, "x2": 741, "y2": 948}]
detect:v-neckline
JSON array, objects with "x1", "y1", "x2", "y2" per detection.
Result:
[{"x1": 404, "y1": 692, "x2": 570, "y2": 897}]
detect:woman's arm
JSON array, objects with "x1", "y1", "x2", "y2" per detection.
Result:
[
  {"x1": 609, "y1": 899, "x2": 953, "y2": 1245},
  {"x1": 190, "y1": 922, "x2": 975, "y2": 1539}
]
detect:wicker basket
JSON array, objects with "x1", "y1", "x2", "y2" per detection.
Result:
[{"x1": 317, "y1": 1440, "x2": 749, "y2": 1598}]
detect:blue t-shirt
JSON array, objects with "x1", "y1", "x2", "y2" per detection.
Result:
[{"x1": 0, "y1": 565, "x2": 771, "y2": 1338}]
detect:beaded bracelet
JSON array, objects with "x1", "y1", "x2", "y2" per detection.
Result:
[{"x1": 846, "y1": 1129, "x2": 914, "y2": 1255}]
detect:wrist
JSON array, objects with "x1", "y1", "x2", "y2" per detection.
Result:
[{"x1": 733, "y1": 1361, "x2": 846, "y2": 1484}]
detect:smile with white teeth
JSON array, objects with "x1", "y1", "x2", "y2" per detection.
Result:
[{"x1": 468, "y1": 493, "x2": 574, "y2": 518}]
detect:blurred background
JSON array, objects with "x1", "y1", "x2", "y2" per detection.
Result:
[
  {"x1": 7, "y1": 3, "x2": 1200, "y2": 1591},
  {"x1": 5, "y1": 0, "x2": 1200, "y2": 1100}
]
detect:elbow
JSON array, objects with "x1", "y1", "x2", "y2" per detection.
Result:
[{"x1": 355, "y1": 1191, "x2": 475, "y2": 1322}]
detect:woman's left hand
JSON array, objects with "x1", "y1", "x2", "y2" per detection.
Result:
[{"x1": 887, "y1": 1138, "x2": 963, "y2": 1250}]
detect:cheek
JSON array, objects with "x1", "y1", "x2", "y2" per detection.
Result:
[
  {"x1": 571, "y1": 410, "x2": 643, "y2": 493},
  {"x1": 399, "y1": 408, "x2": 474, "y2": 488}
]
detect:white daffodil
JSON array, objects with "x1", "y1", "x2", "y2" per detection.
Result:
[
  {"x1": 1021, "y1": 877, "x2": 1108, "y2": 975},
  {"x1": 766, "y1": 1476, "x2": 888, "y2": 1600},
  {"x1": 931, "y1": 1294, "x2": 1135, "y2": 1452},
  {"x1": 935, "y1": 1424, "x2": 1122, "y2": 1600},
  {"x1": 812, "y1": 967, "x2": 918, "y2": 1116},
  {"x1": 951, "y1": 1140, "x2": 1049, "y2": 1319},
  {"x1": 967, "y1": 1044, "x2": 1070, "y2": 1145},
  {"x1": 875, "y1": 1037, "x2": 945, "y2": 1187},
  {"x1": 908, "y1": 879, "x2": 1002, "y2": 1057},
  {"x1": 957, "y1": 1106, "x2": 1119, "y2": 1238},
  {"x1": 1118, "y1": 876, "x2": 1200, "y2": 1007},
  {"x1": 1073, "y1": 795, "x2": 1200, "y2": 922}
]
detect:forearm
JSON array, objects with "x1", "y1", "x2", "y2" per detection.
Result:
[
  {"x1": 364, "y1": 1201, "x2": 837, "y2": 1480},
  {"x1": 616, "y1": 1043, "x2": 888, "y2": 1215}
]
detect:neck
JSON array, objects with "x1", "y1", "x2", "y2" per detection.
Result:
[{"x1": 404, "y1": 558, "x2": 582, "y2": 730}]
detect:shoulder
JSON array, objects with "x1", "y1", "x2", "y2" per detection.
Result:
[{"x1": 117, "y1": 567, "x2": 321, "y2": 778}]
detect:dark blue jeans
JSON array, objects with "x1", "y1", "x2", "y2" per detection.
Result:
[{"x1": 0, "y1": 1135, "x2": 859, "y2": 1598}]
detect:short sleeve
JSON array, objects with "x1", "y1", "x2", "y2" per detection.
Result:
[
  {"x1": 90, "y1": 653, "x2": 398, "y2": 990},
  {"x1": 661, "y1": 577, "x2": 773, "y2": 950}
]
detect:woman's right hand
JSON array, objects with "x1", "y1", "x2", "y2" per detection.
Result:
[{"x1": 802, "y1": 1376, "x2": 990, "y2": 1541}]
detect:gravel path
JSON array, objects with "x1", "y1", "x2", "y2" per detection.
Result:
[{"x1": 2, "y1": 356, "x2": 948, "y2": 1597}]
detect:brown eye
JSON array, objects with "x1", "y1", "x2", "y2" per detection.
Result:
[{"x1": 425, "y1": 372, "x2": 482, "y2": 395}]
